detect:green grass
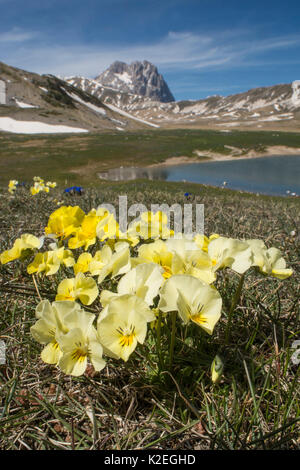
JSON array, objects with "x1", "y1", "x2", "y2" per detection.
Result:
[
  {"x1": 1, "y1": 128, "x2": 300, "y2": 186},
  {"x1": 0, "y1": 181, "x2": 299, "y2": 450}
]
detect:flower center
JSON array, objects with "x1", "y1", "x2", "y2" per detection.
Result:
[
  {"x1": 190, "y1": 303, "x2": 207, "y2": 325},
  {"x1": 117, "y1": 325, "x2": 136, "y2": 348},
  {"x1": 71, "y1": 347, "x2": 88, "y2": 362}
]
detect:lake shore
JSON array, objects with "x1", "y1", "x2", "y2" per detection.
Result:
[{"x1": 148, "y1": 145, "x2": 300, "y2": 167}]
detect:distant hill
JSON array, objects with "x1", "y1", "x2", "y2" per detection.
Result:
[
  {"x1": 65, "y1": 62, "x2": 300, "y2": 131},
  {"x1": 1, "y1": 60, "x2": 300, "y2": 133},
  {"x1": 0, "y1": 61, "x2": 159, "y2": 134}
]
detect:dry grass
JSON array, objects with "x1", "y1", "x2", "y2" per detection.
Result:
[{"x1": 0, "y1": 181, "x2": 299, "y2": 450}]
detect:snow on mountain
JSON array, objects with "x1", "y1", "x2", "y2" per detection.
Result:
[
  {"x1": 2, "y1": 60, "x2": 300, "y2": 133},
  {"x1": 64, "y1": 63, "x2": 300, "y2": 131},
  {"x1": 0, "y1": 117, "x2": 88, "y2": 134},
  {"x1": 95, "y1": 60, "x2": 175, "y2": 103},
  {"x1": 0, "y1": 61, "x2": 162, "y2": 134}
]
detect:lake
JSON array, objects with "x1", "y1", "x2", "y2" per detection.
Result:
[{"x1": 98, "y1": 155, "x2": 300, "y2": 196}]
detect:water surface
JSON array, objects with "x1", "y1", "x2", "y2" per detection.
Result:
[{"x1": 98, "y1": 155, "x2": 300, "y2": 196}]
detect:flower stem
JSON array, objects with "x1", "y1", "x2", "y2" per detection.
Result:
[
  {"x1": 156, "y1": 310, "x2": 163, "y2": 370},
  {"x1": 225, "y1": 273, "x2": 245, "y2": 344},
  {"x1": 169, "y1": 312, "x2": 177, "y2": 369}
]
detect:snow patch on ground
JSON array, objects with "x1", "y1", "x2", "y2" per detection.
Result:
[
  {"x1": 104, "y1": 102, "x2": 160, "y2": 128},
  {"x1": 217, "y1": 122, "x2": 240, "y2": 127},
  {"x1": 258, "y1": 114, "x2": 293, "y2": 122},
  {"x1": 181, "y1": 102, "x2": 208, "y2": 115},
  {"x1": 222, "y1": 111, "x2": 239, "y2": 117},
  {"x1": 0, "y1": 117, "x2": 88, "y2": 134},
  {"x1": 65, "y1": 91, "x2": 106, "y2": 115},
  {"x1": 15, "y1": 99, "x2": 39, "y2": 109}
]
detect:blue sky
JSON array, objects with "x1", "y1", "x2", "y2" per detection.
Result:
[{"x1": 1, "y1": 0, "x2": 300, "y2": 100}]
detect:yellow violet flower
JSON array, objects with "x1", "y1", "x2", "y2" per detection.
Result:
[
  {"x1": 88, "y1": 245, "x2": 113, "y2": 276},
  {"x1": 0, "y1": 234, "x2": 42, "y2": 264},
  {"x1": 68, "y1": 211, "x2": 102, "y2": 250},
  {"x1": 56, "y1": 272, "x2": 99, "y2": 305},
  {"x1": 246, "y1": 239, "x2": 268, "y2": 268},
  {"x1": 8, "y1": 179, "x2": 18, "y2": 193},
  {"x1": 101, "y1": 263, "x2": 164, "y2": 307},
  {"x1": 45, "y1": 205, "x2": 85, "y2": 240},
  {"x1": 96, "y1": 242, "x2": 131, "y2": 284},
  {"x1": 46, "y1": 181, "x2": 57, "y2": 188},
  {"x1": 55, "y1": 307, "x2": 105, "y2": 376},
  {"x1": 129, "y1": 211, "x2": 174, "y2": 240},
  {"x1": 166, "y1": 237, "x2": 216, "y2": 284},
  {"x1": 30, "y1": 300, "x2": 81, "y2": 364},
  {"x1": 158, "y1": 274, "x2": 222, "y2": 335},
  {"x1": 97, "y1": 294, "x2": 155, "y2": 361},
  {"x1": 194, "y1": 233, "x2": 220, "y2": 252},
  {"x1": 136, "y1": 239, "x2": 173, "y2": 279},
  {"x1": 96, "y1": 210, "x2": 119, "y2": 241},
  {"x1": 259, "y1": 247, "x2": 292, "y2": 279},
  {"x1": 208, "y1": 237, "x2": 252, "y2": 274},
  {"x1": 246, "y1": 239, "x2": 293, "y2": 279},
  {"x1": 73, "y1": 252, "x2": 93, "y2": 275},
  {"x1": 30, "y1": 181, "x2": 50, "y2": 195},
  {"x1": 27, "y1": 247, "x2": 74, "y2": 276}
]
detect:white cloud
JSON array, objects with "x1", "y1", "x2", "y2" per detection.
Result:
[
  {"x1": 1, "y1": 29, "x2": 300, "y2": 78},
  {"x1": 0, "y1": 27, "x2": 37, "y2": 42}
]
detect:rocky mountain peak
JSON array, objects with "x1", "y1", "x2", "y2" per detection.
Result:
[{"x1": 95, "y1": 60, "x2": 175, "y2": 103}]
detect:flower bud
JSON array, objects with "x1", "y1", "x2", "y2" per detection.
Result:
[{"x1": 211, "y1": 354, "x2": 224, "y2": 384}]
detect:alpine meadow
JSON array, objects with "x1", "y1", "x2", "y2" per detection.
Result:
[{"x1": 0, "y1": 0, "x2": 299, "y2": 453}]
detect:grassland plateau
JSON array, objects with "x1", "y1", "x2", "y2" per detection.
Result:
[{"x1": 0, "y1": 128, "x2": 299, "y2": 450}]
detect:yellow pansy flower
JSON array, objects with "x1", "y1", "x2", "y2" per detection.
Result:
[
  {"x1": 135, "y1": 239, "x2": 173, "y2": 279},
  {"x1": 128, "y1": 211, "x2": 174, "y2": 241},
  {"x1": 158, "y1": 274, "x2": 222, "y2": 335},
  {"x1": 97, "y1": 294, "x2": 155, "y2": 362},
  {"x1": 96, "y1": 242, "x2": 131, "y2": 284},
  {"x1": 30, "y1": 300, "x2": 81, "y2": 364},
  {"x1": 194, "y1": 233, "x2": 220, "y2": 252},
  {"x1": 259, "y1": 247, "x2": 292, "y2": 279},
  {"x1": 45, "y1": 205, "x2": 85, "y2": 240},
  {"x1": 68, "y1": 210, "x2": 103, "y2": 250},
  {"x1": 27, "y1": 247, "x2": 74, "y2": 276},
  {"x1": 8, "y1": 179, "x2": 18, "y2": 193},
  {"x1": 166, "y1": 237, "x2": 216, "y2": 284},
  {"x1": 100, "y1": 263, "x2": 164, "y2": 307},
  {"x1": 46, "y1": 181, "x2": 57, "y2": 188},
  {"x1": 73, "y1": 252, "x2": 93, "y2": 275},
  {"x1": 247, "y1": 239, "x2": 293, "y2": 279},
  {"x1": 88, "y1": 245, "x2": 113, "y2": 276},
  {"x1": 56, "y1": 272, "x2": 99, "y2": 305},
  {"x1": 96, "y1": 210, "x2": 119, "y2": 241},
  {"x1": 0, "y1": 234, "x2": 42, "y2": 264},
  {"x1": 208, "y1": 237, "x2": 252, "y2": 274},
  {"x1": 55, "y1": 307, "x2": 105, "y2": 376}
]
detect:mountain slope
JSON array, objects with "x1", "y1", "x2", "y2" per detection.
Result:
[
  {"x1": 2, "y1": 60, "x2": 300, "y2": 133},
  {"x1": 65, "y1": 66, "x2": 300, "y2": 131},
  {"x1": 0, "y1": 61, "x2": 158, "y2": 134}
]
